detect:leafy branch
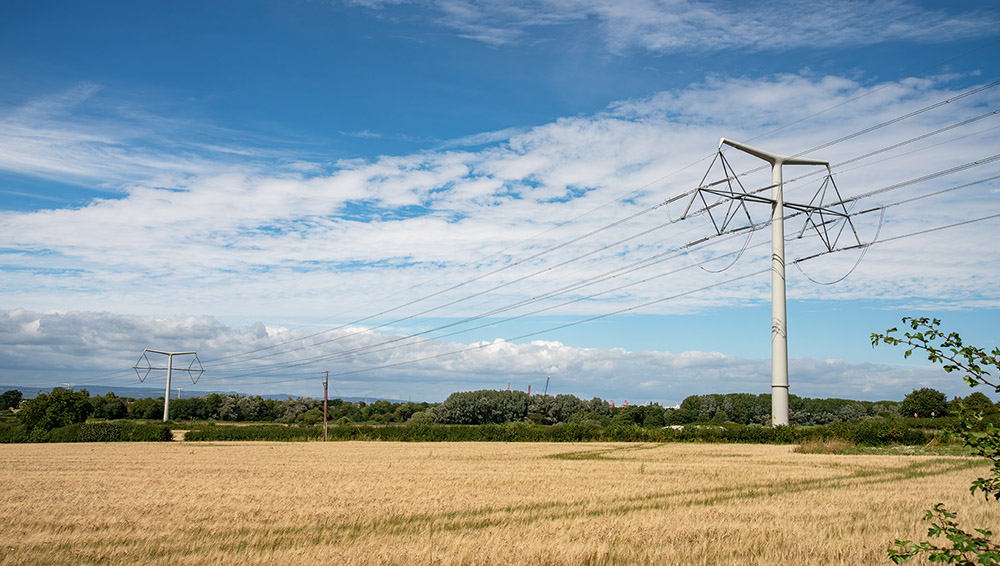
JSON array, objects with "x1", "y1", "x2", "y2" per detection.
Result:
[{"x1": 872, "y1": 317, "x2": 1000, "y2": 565}]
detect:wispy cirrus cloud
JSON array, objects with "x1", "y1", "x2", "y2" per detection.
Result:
[
  {"x1": 1, "y1": 72, "x2": 998, "y2": 326},
  {"x1": 2, "y1": 72, "x2": 999, "y2": 402},
  {"x1": 0, "y1": 84, "x2": 310, "y2": 190},
  {"x1": 347, "y1": 0, "x2": 1000, "y2": 52}
]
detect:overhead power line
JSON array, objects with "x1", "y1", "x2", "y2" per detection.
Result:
[
  {"x1": 200, "y1": 165, "x2": 999, "y2": 385},
  {"x1": 200, "y1": 77, "x2": 1000, "y2": 372},
  {"x1": 201, "y1": 145, "x2": 1000, "y2": 380},
  {"x1": 202, "y1": 204, "x2": 1000, "y2": 390}
]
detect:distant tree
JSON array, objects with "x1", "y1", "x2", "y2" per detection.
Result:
[
  {"x1": 673, "y1": 396, "x2": 701, "y2": 424},
  {"x1": 392, "y1": 402, "x2": 428, "y2": 423},
  {"x1": 407, "y1": 411, "x2": 436, "y2": 425},
  {"x1": 1, "y1": 389, "x2": 23, "y2": 410},
  {"x1": 899, "y1": 387, "x2": 948, "y2": 418},
  {"x1": 279, "y1": 397, "x2": 320, "y2": 423},
  {"x1": 524, "y1": 394, "x2": 587, "y2": 424},
  {"x1": 612, "y1": 405, "x2": 644, "y2": 426},
  {"x1": 218, "y1": 395, "x2": 243, "y2": 421},
  {"x1": 103, "y1": 397, "x2": 128, "y2": 419},
  {"x1": 551, "y1": 394, "x2": 587, "y2": 423},
  {"x1": 586, "y1": 397, "x2": 613, "y2": 417},
  {"x1": 237, "y1": 395, "x2": 272, "y2": 421},
  {"x1": 642, "y1": 406, "x2": 666, "y2": 427},
  {"x1": 90, "y1": 393, "x2": 129, "y2": 419},
  {"x1": 837, "y1": 402, "x2": 868, "y2": 423},
  {"x1": 720, "y1": 393, "x2": 758, "y2": 425},
  {"x1": 169, "y1": 397, "x2": 207, "y2": 420},
  {"x1": 17, "y1": 388, "x2": 93, "y2": 430},
  {"x1": 129, "y1": 397, "x2": 162, "y2": 420},
  {"x1": 961, "y1": 391, "x2": 996, "y2": 414},
  {"x1": 527, "y1": 395, "x2": 555, "y2": 424},
  {"x1": 204, "y1": 393, "x2": 223, "y2": 419},
  {"x1": 297, "y1": 408, "x2": 323, "y2": 425},
  {"x1": 364, "y1": 400, "x2": 395, "y2": 421},
  {"x1": 436, "y1": 390, "x2": 530, "y2": 425},
  {"x1": 329, "y1": 401, "x2": 363, "y2": 422},
  {"x1": 710, "y1": 410, "x2": 729, "y2": 423},
  {"x1": 696, "y1": 394, "x2": 722, "y2": 422},
  {"x1": 568, "y1": 410, "x2": 610, "y2": 426}
]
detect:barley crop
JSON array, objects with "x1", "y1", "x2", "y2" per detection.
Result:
[{"x1": 0, "y1": 442, "x2": 992, "y2": 565}]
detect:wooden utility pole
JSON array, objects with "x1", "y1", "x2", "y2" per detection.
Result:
[{"x1": 323, "y1": 371, "x2": 329, "y2": 442}]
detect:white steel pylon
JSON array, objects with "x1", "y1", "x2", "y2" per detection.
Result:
[
  {"x1": 683, "y1": 138, "x2": 861, "y2": 427},
  {"x1": 133, "y1": 349, "x2": 204, "y2": 422}
]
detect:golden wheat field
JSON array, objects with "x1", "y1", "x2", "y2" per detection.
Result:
[{"x1": 0, "y1": 441, "x2": 994, "y2": 565}]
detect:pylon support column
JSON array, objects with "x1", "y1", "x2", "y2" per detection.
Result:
[
  {"x1": 717, "y1": 138, "x2": 829, "y2": 427},
  {"x1": 769, "y1": 160, "x2": 789, "y2": 427}
]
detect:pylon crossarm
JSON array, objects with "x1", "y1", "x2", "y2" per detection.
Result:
[
  {"x1": 717, "y1": 152, "x2": 758, "y2": 233},
  {"x1": 785, "y1": 202, "x2": 851, "y2": 216},
  {"x1": 700, "y1": 188, "x2": 776, "y2": 207},
  {"x1": 133, "y1": 367, "x2": 151, "y2": 382},
  {"x1": 185, "y1": 354, "x2": 205, "y2": 384},
  {"x1": 683, "y1": 148, "x2": 753, "y2": 220},
  {"x1": 132, "y1": 352, "x2": 153, "y2": 382},
  {"x1": 794, "y1": 173, "x2": 862, "y2": 250},
  {"x1": 697, "y1": 190, "x2": 723, "y2": 234},
  {"x1": 825, "y1": 175, "x2": 863, "y2": 247}
]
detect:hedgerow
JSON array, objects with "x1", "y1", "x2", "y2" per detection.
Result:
[
  {"x1": 0, "y1": 421, "x2": 172, "y2": 443},
  {"x1": 181, "y1": 420, "x2": 936, "y2": 444},
  {"x1": 184, "y1": 425, "x2": 320, "y2": 441}
]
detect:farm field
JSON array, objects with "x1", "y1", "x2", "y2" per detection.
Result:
[{"x1": 0, "y1": 442, "x2": 993, "y2": 565}]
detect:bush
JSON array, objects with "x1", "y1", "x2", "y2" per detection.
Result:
[
  {"x1": 407, "y1": 411, "x2": 436, "y2": 425},
  {"x1": 851, "y1": 419, "x2": 905, "y2": 446},
  {"x1": 297, "y1": 408, "x2": 324, "y2": 425},
  {"x1": 0, "y1": 423, "x2": 30, "y2": 443},
  {"x1": 185, "y1": 425, "x2": 320, "y2": 441},
  {"x1": 0, "y1": 421, "x2": 172, "y2": 443},
  {"x1": 898, "y1": 387, "x2": 948, "y2": 419},
  {"x1": 47, "y1": 422, "x2": 172, "y2": 442},
  {"x1": 18, "y1": 388, "x2": 93, "y2": 431},
  {"x1": 0, "y1": 390, "x2": 22, "y2": 410}
]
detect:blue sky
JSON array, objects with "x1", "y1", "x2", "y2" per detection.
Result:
[{"x1": 1, "y1": 0, "x2": 999, "y2": 404}]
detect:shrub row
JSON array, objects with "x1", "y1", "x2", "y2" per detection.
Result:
[
  {"x1": 0, "y1": 419, "x2": 932, "y2": 445},
  {"x1": 184, "y1": 425, "x2": 320, "y2": 441},
  {"x1": 0, "y1": 422, "x2": 173, "y2": 443},
  {"x1": 183, "y1": 420, "x2": 932, "y2": 446}
]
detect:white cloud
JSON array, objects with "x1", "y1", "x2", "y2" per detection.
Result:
[
  {"x1": 1, "y1": 309, "x2": 976, "y2": 403},
  {"x1": 2, "y1": 72, "x2": 998, "y2": 318},
  {"x1": 1, "y1": 72, "x2": 999, "y2": 399},
  {"x1": 0, "y1": 84, "x2": 307, "y2": 190},
  {"x1": 347, "y1": 0, "x2": 999, "y2": 52}
]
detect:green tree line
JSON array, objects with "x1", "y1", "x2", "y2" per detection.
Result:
[{"x1": 2, "y1": 386, "x2": 996, "y2": 431}]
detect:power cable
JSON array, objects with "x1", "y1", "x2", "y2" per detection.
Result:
[
  {"x1": 213, "y1": 208, "x2": 1000, "y2": 390},
  {"x1": 746, "y1": 38, "x2": 1000, "y2": 144},
  {"x1": 201, "y1": 230, "x2": 759, "y2": 380},
  {"x1": 202, "y1": 77, "x2": 1000, "y2": 368},
  {"x1": 727, "y1": 79, "x2": 1000, "y2": 185},
  {"x1": 213, "y1": 174, "x2": 998, "y2": 385},
  {"x1": 203, "y1": 157, "x2": 1000, "y2": 378}
]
